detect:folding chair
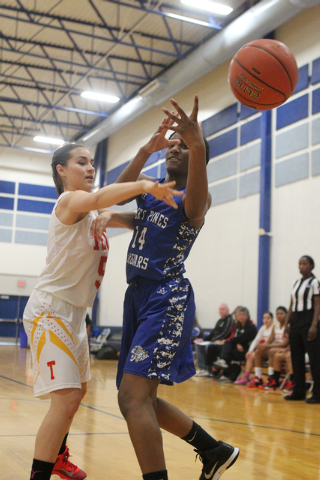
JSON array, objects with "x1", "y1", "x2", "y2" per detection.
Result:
[{"x1": 90, "y1": 327, "x2": 111, "y2": 355}]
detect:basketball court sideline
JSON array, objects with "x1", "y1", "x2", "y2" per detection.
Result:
[{"x1": 1, "y1": 345, "x2": 319, "y2": 480}]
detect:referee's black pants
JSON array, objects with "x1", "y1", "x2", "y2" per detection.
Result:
[{"x1": 289, "y1": 311, "x2": 320, "y2": 399}]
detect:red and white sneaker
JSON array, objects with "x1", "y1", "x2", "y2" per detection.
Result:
[
  {"x1": 52, "y1": 446, "x2": 87, "y2": 480},
  {"x1": 283, "y1": 380, "x2": 294, "y2": 392},
  {"x1": 264, "y1": 378, "x2": 280, "y2": 391},
  {"x1": 247, "y1": 376, "x2": 263, "y2": 388},
  {"x1": 258, "y1": 376, "x2": 273, "y2": 390}
]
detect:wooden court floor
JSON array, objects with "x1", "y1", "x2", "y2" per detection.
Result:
[{"x1": 1, "y1": 344, "x2": 320, "y2": 480}]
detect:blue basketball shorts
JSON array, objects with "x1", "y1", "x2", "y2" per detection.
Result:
[{"x1": 116, "y1": 276, "x2": 196, "y2": 388}]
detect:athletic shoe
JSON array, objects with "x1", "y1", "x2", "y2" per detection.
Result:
[
  {"x1": 196, "y1": 441, "x2": 239, "y2": 480},
  {"x1": 284, "y1": 392, "x2": 305, "y2": 401},
  {"x1": 283, "y1": 380, "x2": 294, "y2": 392},
  {"x1": 213, "y1": 359, "x2": 228, "y2": 370},
  {"x1": 217, "y1": 375, "x2": 232, "y2": 383},
  {"x1": 305, "y1": 396, "x2": 320, "y2": 404},
  {"x1": 52, "y1": 446, "x2": 87, "y2": 480},
  {"x1": 247, "y1": 376, "x2": 263, "y2": 388},
  {"x1": 234, "y1": 375, "x2": 249, "y2": 385},
  {"x1": 258, "y1": 376, "x2": 273, "y2": 390},
  {"x1": 195, "y1": 369, "x2": 210, "y2": 377},
  {"x1": 264, "y1": 378, "x2": 280, "y2": 391},
  {"x1": 211, "y1": 370, "x2": 223, "y2": 381}
]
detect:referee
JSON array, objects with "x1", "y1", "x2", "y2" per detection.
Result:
[{"x1": 284, "y1": 255, "x2": 320, "y2": 403}]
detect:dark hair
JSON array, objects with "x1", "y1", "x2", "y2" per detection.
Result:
[
  {"x1": 300, "y1": 255, "x2": 315, "y2": 270},
  {"x1": 264, "y1": 311, "x2": 273, "y2": 319},
  {"x1": 51, "y1": 143, "x2": 84, "y2": 195},
  {"x1": 276, "y1": 306, "x2": 287, "y2": 314},
  {"x1": 168, "y1": 132, "x2": 210, "y2": 165},
  {"x1": 237, "y1": 306, "x2": 250, "y2": 319}
]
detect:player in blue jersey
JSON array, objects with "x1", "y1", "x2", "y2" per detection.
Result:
[{"x1": 115, "y1": 96, "x2": 239, "y2": 480}]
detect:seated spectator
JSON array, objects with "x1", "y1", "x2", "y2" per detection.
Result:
[
  {"x1": 259, "y1": 344, "x2": 293, "y2": 391},
  {"x1": 213, "y1": 306, "x2": 257, "y2": 382},
  {"x1": 251, "y1": 306, "x2": 290, "y2": 389},
  {"x1": 235, "y1": 311, "x2": 274, "y2": 385},
  {"x1": 205, "y1": 307, "x2": 239, "y2": 376},
  {"x1": 194, "y1": 303, "x2": 234, "y2": 376}
]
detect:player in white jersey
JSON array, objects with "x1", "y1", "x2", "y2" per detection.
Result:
[
  {"x1": 234, "y1": 311, "x2": 274, "y2": 385},
  {"x1": 257, "y1": 306, "x2": 289, "y2": 390},
  {"x1": 23, "y1": 142, "x2": 182, "y2": 480}
]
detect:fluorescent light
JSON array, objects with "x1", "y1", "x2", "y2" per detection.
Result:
[
  {"x1": 181, "y1": 0, "x2": 233, "y2": 15},
  {"x1": 81, "y1": 91, "x2": 120, "y2": 103},
  {"x1": 165, "y1": 12, "x2": 215, "y2": 27},
  {"x1": 33, "y1": 136, "x2": 65, "y2": 145}
]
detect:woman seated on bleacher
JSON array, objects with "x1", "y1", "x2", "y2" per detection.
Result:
[
  {"x1": 234, "y1": 311, "x2": 274, "y2": 386},
  {"x1": 236, "y1": 306, "x2": 287, "y2": 387},
  {"x1": 213, "y1": 306, "x2": 257, "y2": 382},
  {"x1": 259, "y1": 339, "x2": 292, "y2": 391}
]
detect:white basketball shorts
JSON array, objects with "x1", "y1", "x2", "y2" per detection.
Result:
[{"x1": 23, "y1": 289, "x2": 91, "y2": 398}]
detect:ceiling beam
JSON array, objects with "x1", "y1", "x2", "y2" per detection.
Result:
[{"x1": 0, "y1": 96, "x2": 110, "y2": 117}]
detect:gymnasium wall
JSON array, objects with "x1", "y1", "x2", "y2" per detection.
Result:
[
  {"x1": 100, "y1": 5, "x2": 320, "y2": 328},
  {"x1": 0, "y1": 5, "x2": 320, "y2": 329},
  {"x1": 0, "y1": 149, "x2": 54, "y2": 295}
]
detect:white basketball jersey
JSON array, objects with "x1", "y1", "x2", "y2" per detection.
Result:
[
  {"x1": 274, "y1": 324, "x2": 285, "y2": 343},
  {"x1": 36, "y1": 191, "x2": 109, "y2": 307}
]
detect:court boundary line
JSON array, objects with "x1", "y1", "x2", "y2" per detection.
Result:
[{"x1": 1, "y1": 374, "x2": 319, "y2": 438}]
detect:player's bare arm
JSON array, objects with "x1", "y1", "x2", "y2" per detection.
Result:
[
  {"x1": 115, "y1": 118, "x2": 180, "y2": 204},
  {"x1": 162, "y1": 96, "x2": 211, "y2": 228},
  {"x1": 56, "y1": 180, "x2": 182, "y2": 225}
]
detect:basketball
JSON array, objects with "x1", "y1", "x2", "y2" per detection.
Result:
[{"x1": 228, "y1": 39, "x2": 299, "y2": 110}]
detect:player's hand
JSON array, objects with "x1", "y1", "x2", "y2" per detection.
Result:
[
  {"x1": 90, "y1": 211, "x2": 112, "y2": 239},
  {"x1": 144, "y1": 117, "x2": 180, "y2": 154},
  {"x1": 161, "y1": 95, "x2": 204, "y2": 150},
  {"x1": 143, "y1": 180, "x2": 183, "y2": 208}
]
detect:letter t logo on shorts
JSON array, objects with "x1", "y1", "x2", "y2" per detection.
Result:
[{"x1": 47, "y1": 360, "x2": 56, "y2": 380}]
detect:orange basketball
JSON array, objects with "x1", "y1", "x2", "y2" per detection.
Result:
[{"x1": 228, "y1": 39, "x2": 299, "y2": 110}]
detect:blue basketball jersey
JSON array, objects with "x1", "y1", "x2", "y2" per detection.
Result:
[{"x1": 126, "y1": 180, "x2": 202, "y2": 283}]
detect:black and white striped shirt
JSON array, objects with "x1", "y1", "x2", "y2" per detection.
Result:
[{"x1": 291, "y1": 275, "x2": 320, "y2": 312}]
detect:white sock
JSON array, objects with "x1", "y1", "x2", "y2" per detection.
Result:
[
  {"x1": 268, "y1": 366, "x2": 274, "y2": 376},
  {"x1": 255, "y1": 367, "x2": 262, "y2": 378}
]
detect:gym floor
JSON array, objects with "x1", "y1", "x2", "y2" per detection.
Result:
[{"x1": 1, "y1": 344, "x2": 319, "y2": 480}]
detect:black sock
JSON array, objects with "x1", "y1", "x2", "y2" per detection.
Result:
[
  {"x1": 142, "y1": 470, "x2": 168, "y2": 480},
  {"x1": 181, "y1": 421, "x2": 219, "y2": 452},
  {"x1": 273, "y1": 371, "x2": 280, "y2": 383},
  {"x1": 58, "y1": 433, "x2": 68, "y2": 455},
  {"x1": 30, "y1": 459, "x2": 55, "y2": 480}
]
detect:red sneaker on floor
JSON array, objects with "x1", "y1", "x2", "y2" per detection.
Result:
[
  {"x1": 52, "y1": 446, "x2": 87, "y2": 480},
  {"x1": 265, "y1": 378, "x2": 280, "y2": 391},
  {"x1": 258, "y1": 376, "x2": 273, "y2": 390},
  {"x1": 248, "y1": 376, "x2": 263, "y2": 388},
  {"x1": 283, "y1": 380, "x2": 294, "y2": 392}
]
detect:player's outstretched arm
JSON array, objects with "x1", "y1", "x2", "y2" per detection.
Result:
[
  {"x1": 162, "y1": 96, "x2": 211, "y2": 228},
  {"x1": 56, "y1": 180, "x2": 183, "y2": 225},
  {"x1": 116, "y1": 117, "x2": 180, "y2": 185}
]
